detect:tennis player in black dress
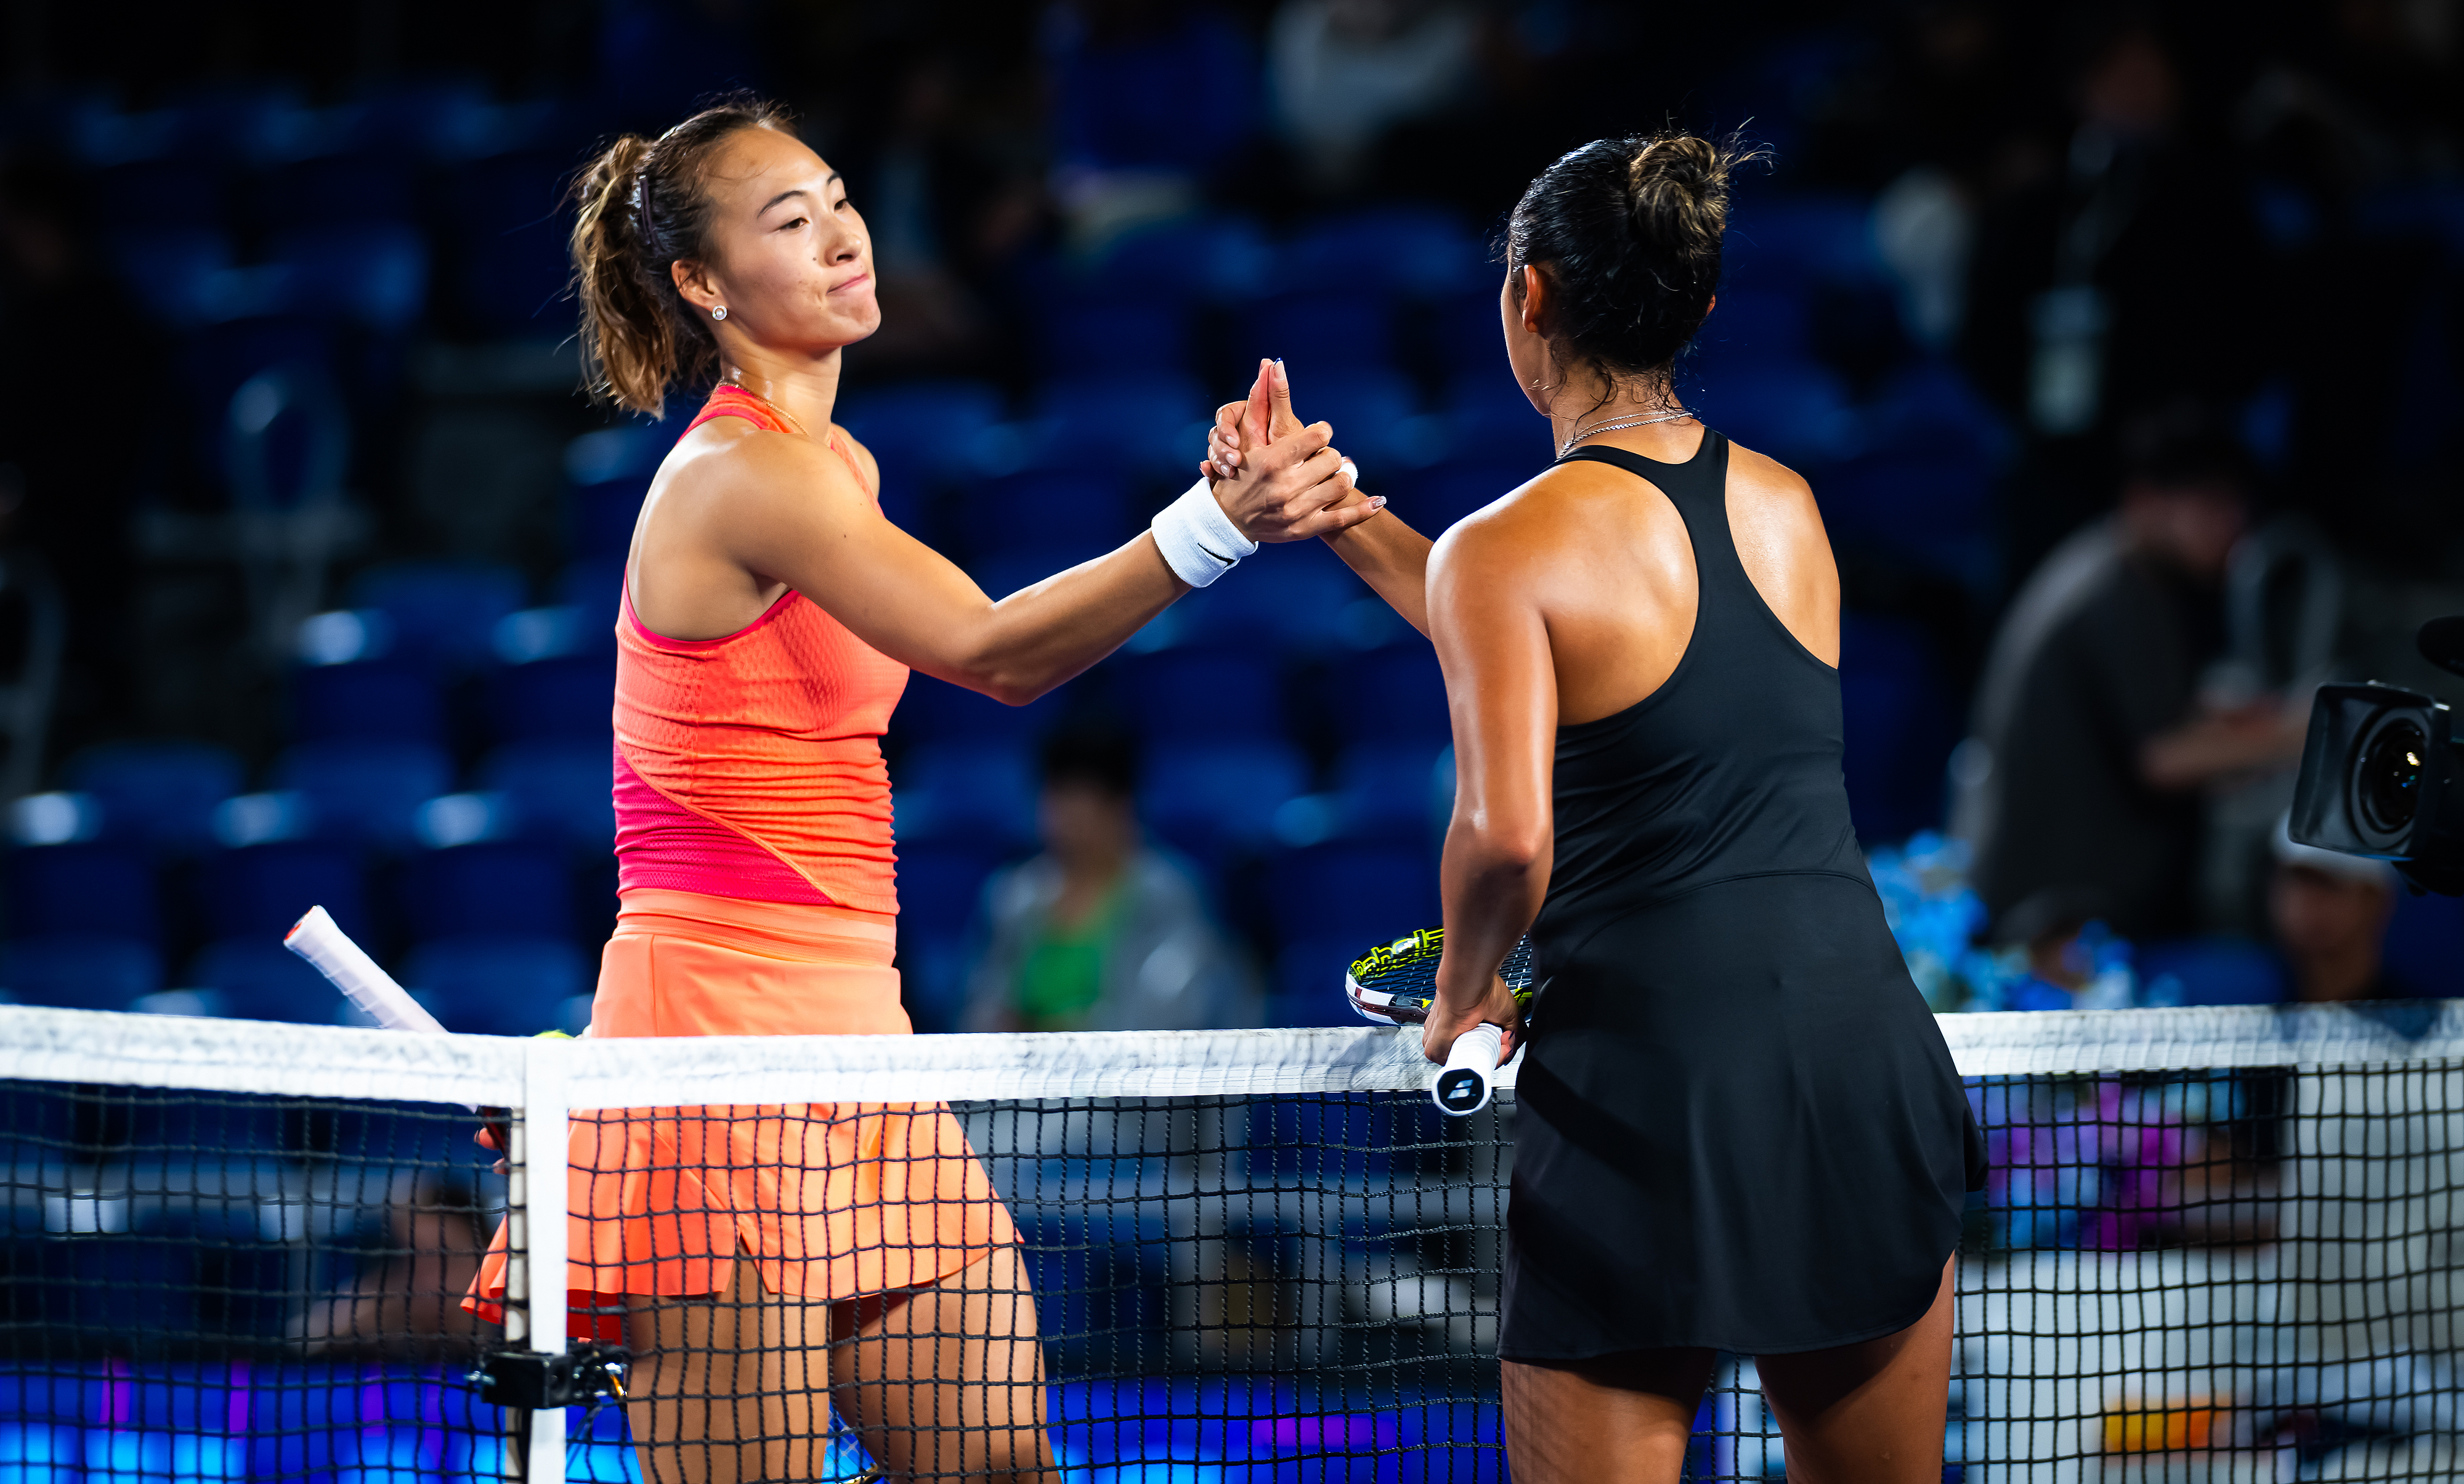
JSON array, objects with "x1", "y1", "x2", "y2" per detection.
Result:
[{"x1": 1206, "y1": 134, "x2": 1986, "y2": 1483}]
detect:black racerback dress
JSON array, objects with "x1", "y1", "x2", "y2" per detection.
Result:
[{"x1": 1499, "y1": 433, "x2": 1986, "y2": 1361}]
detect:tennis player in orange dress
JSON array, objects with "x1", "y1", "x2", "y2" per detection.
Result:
[{"x1": 464, "y1": 95, "x2": 1373, "y2": 1484}]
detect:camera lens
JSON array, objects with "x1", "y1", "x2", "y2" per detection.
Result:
[{"x1": 2357, "y1": 718, "x2": 2428, "y2": 835}]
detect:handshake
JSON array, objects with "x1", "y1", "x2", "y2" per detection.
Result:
[{"x1": 1186, "y1": 358, "x2": 1388, "y2": 552}]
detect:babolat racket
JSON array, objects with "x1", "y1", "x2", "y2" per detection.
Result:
[{"x1": 1343, "y1": 928, "x2": 1534, "y2": 1116}]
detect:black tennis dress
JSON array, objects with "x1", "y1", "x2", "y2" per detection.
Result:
[{"x1": 1499, "y1": 433, "x2": 1986, "y2": 1361}]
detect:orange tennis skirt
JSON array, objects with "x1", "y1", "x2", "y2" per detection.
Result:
[{"x1": 467, "y1": 888, "x2": 1014, "y2": 1338}]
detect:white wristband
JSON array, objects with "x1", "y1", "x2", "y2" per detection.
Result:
[{"x1": 1150, "y1": 477, "x2": 1258, "y2": 588}]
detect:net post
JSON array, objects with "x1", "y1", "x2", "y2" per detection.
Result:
[{"x1": 512, "y1": 1036, "x2": 573, "y2": 1482}]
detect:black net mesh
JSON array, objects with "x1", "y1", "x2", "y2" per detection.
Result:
[{"x1": 6, "y1": 1025, "x2": 2463, "y2": 1483}]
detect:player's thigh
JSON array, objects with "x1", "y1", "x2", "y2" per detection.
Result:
[
  {"x1": 830, "y1": 1245, "x2": 1046, "y2": 1413},
  {"x1": 1501, "y1": 1348, "x2": 1716, "y2": 1484},
  {"x1": 1754, "y1": 1258, "x2": 1956, "y2": 1484}
]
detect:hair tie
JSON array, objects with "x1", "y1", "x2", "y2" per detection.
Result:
[{"x1": 630, "y1": 167, "x2": 665, "y2": 257}]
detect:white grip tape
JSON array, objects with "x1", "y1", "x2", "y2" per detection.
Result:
[
  {"x1": 1433, "y1": 1022, "x2": 1504, "y2": 1116},
  {"x1": 1151, "y1": 477, "x2": 1258, "y2": 589},
  {"x1": 285, "y1": 906, "x2": 448, "y2": 1036}
]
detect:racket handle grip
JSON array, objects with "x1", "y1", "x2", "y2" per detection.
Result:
[{"x1": 1433, "y1": 1022, "x2": 1504, "y2": 1116}]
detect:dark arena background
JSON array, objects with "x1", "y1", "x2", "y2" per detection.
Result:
[{"x1": 2, "y1": 1, "x2": 2463, "y2": 1482}]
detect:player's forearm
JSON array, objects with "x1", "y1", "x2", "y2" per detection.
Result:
[
  {"x1": 1434, "y1": 816, "x2": 1547, "y2": 1002},
  {"x1": 1323, "y1": 513, "x2": 1434, "y2": 636},
  {"x1": 940, "y1": 535, "x2": 1186, "y2": 703}
]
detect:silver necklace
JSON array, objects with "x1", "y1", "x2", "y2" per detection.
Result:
[{"x1": 1557, "y1": 405, "x2": 1695, "y2": 459}]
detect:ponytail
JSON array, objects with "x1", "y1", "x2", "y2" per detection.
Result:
[{"x1": 567, "y1": 94, "x2": 793, "y2": 419}]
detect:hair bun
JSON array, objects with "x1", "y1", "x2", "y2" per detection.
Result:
[{"x1": 1624, "y1": 134, "x2": 1739, "y2": 259}]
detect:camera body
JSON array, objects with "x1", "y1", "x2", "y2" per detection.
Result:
[{"x1": 2288, "y1": 616, "x2": 2464, "y2": 894}]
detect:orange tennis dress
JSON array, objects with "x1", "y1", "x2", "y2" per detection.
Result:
[{"x1": 469, "y1": 386, "x2": 1013, "y2": 1336}]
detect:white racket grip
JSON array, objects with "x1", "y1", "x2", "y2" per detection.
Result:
[
  {"x1": 1432, "y1": 1022, "x2": 1504, "y2": 1116},
  {"x1": 285, "y1": 906, "x2": 448, "y2": 1036}
]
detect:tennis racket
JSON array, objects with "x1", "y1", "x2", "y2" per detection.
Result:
[
  {"x1": 286, "y1": 907, "x2": 510, "y2": 1148},
  {"x1": 1342, "y1": 927, "x2": 1534, "y2": 1116}
]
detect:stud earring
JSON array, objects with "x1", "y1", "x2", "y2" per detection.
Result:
[{"x1": 712, "y1": 306, "x2": 727, "y2": 321}]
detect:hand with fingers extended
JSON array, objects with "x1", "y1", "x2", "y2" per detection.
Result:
[{"x1": 1202, "y1": 358, "x2": 1381, "y2": 541}]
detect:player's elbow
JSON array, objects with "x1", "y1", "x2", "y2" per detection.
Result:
[{"x1": 1462, "y1": 820, "x2": 1549, "y2": 878}]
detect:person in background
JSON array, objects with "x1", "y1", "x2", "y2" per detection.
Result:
[
  {"x1": 299, "y1": 1177, "x2": 487, "y2": 1361},
  {"x1": 1266, "y1": 0, "x2": 1480, "y2": 195},
  {"x1": 2271, "y1": 817, "x2": 2407, "y2": 1003},
  {"x1": 965, "y1": 726, "x2": 1256, "y2": 1032},
  {"x1": 1957, "y1": 407, "x2": 2307, "y2": 943}
]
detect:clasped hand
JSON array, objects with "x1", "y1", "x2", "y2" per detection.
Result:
[{"x1": 1204, "y1": 359, "x2": 1385, "y2": 541}]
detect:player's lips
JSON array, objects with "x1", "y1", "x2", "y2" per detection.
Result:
[{"x1": 829, "y1": 272, "x2": 872, "y2": 296}]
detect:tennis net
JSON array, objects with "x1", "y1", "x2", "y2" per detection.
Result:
[{"x1": 1, "y1": 1001, "x2": 2459, "y2": 1483}]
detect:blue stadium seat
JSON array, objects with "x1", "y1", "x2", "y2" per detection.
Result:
[
  {"x1": 62, "y1": 741, "x2": 243, "y2": 853},
  {"x1": 110, "y1": 227, "x2": 235, "y2": 326},
  {"x1": 203, "y1": 840, "x2": 371, "y2": 942},
  {"x1": 1428, "y1": 291, "x2": 1507, "y2": 377},
  {"x1": 1820, "y1": 450, "x2": 1998, "y2": 593},
  {"x1": 246, "y1": 1421, "x2": 444, "y2": 1484},
  {"x1": 402, "y1": 841, "x2": 574, "y2": 941},
  {"x1": 1119, "y1": 652, "x2": 1286, "y2": 740},
  {"x1": 1691, "y1": 287, "x2": 1817, "y2": 368},
  {"x1": 894, "y1": 743, "x2": 1037, "y2": 849},
  {"x1": 559, "y1": 556, "x2": 630, "y2": 617},
  {"x1": 1391, "y1": 461, "x2": 1533, "y2": 537},
  {"x1": 344, "y1": 561, "x2": 527, "y2": 673},
  {"x1": 2386, "y1": 890, "x2": 2464, "y2": 998},
  {"x1": 439, "y1": 150, "x2": 577, "y2": 337},
  {"x1": 1282, "y1": 207, "x2": 1486, "y2": 298},
  {"x1": 1266, "y1": 845, "x2": 1440, "y2": 947},
  {"x1": 267, "y1": 224, "x2": 428, "y2": 333},
  {"x1": 2138, "y1": 938, "x2": 2288, "y2": 1007},
  {"x1": 5, "y1": 843, "x2": 160, "y2": 944},
  {"x1": 1268, "y1": 933, "x2": 1385, "y2": 1026},
  {"x1": 1028, "y1": 376, "x2": 1207, "y2": 477},
  {"x1": 289, "y1": 660, "x2": 444, "y2": 745},
  {"x1": 0, "y1": 1422, "x2": 79, "y2": 1484},
  {"x1": 404, "y1": 935, "x2": 588, "y2": 1037},
  {"x1": 0, "y1": 936, "x2": 161, "y2": 1012},
  {"x1": 1437, "y1": 375, "x2": 1554, "y2": 468},
  {"x1": 3, "y1": 1237, "x2": 197, "y2": 1341},
  {"x1": 889, "y1": 674, "x2": 1064, "y2": 749},
  {"x1": 180, "y1": 321, "x2": 336, "y2": 478},
  {"x1": 254, "y1": 155, "x2": 419, "y2": 229},
  {"x1": 1724, "y1": 193, "x2": 1882, "y2": 287},
  {"x1": 270, "y1": 740, "x2": 450, "y2": 848},
  {"x1": 1139, "y1": 742, "x2": 1308, "y2": 861},
  {"x1": 1233, "y1": 293, "x2": 1391, "y2": 372},
  {"x1": 1329, "y1": 741, "x2": 1449, "y2": 846},
  {"x1": 1837, "y1": 613, "x2": 1958, "y2": 843},
  {"x1": 1034, "y1": 294, "x2": 1191, "y2": 376},
  {"x1": 478, "y1": 740, "x2": 614, "y2": 849},
  {"x1": 1300, "y1": 368, "x2": 1419, "y2": 470},
  {"x1": 1329, "y1": 648, "x2": 1450, "y2": 748},
  {"x1": 1689, "y1": 359, "x2": 1852, "y2": 469},
  {"x1": 838, "y1": 379, "x2": 1007, "y2": 500},
  {"x1": 1161, "y1": 542, "x2": 1368, "y2": 652},
  {"x1": 489, "y1": 652, "x2": 617, "y2": 744},
  {"x1": 188, "y1": 938, "x2": 342, "y2": 1024},
  {"x1": 957, "y1": 471, "x2": 1132, "y2": 562},
  {"x1": 1094, "y1": 214, "x2": 1272, "y2": 301},
  {"x1": 894, "y1": 846, "x2": 1004, "y2": 1032}
]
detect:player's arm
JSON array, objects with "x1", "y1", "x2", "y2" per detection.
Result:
[
  {"x1": 1204, "y1": 363, "x2": 1436, "y2": 636},
  {"x1": 1420, "y1": 514, "x2": 1557, "y2": 1063},
  {"x1": 698, "y1": 418, "x2": 1368, "y2": 704}
]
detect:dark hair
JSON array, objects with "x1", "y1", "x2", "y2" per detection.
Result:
[
  {"x1": 570, "y1": 93, "x2": 794, "y2": 418},
  {"x1": 1504, "y1": 131, "x2": 1764, "y2": 386},
  {"x1": 1039, "y1": 724, "x2": 1138, "y2": 799}
]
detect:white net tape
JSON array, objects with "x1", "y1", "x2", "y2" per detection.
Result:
[{"x1": 7, "y1": 1002, "x2": 2463, "y2": 1109}]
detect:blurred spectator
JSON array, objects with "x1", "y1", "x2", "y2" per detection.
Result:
[
  {"x1": 1961, "y1": 17, "x2": 2265, "y2": 508},
  {"x1": 1267, "y1": 0, "x2": 1479, "y2": 195},
  {"x1": 1045, "y1": 1, "x2": 1259, "y2": 248},
  {"x1": 964, "y1": 725, "x2": 1256, "y2": 1031},
  {"x1": 296, "y1": 1176, "x2": 487, "y2": 1361},
  {"x1": 0, "y1": 154, "x2": 145, "y2": 758},
  {"x1": 1958, "y1": 408, "x2": 2305, "y2": 941},
  {"x1": 2271, "y1": 817, "x2": 2407, "y2": 1003}
]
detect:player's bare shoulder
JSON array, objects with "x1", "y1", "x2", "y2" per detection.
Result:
[{"x1": 1721, "y1": 439, "x2": 1828, "y2": 539}]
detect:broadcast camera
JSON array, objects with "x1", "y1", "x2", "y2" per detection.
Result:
[{"x1": 2290, "y1": 617, "x2": 2464, "y2": 896}]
